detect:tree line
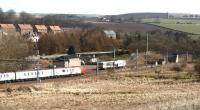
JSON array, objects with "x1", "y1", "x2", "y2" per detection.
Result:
[
  {"x1": 0, "y1": 8, "x2": 95, "y2": 28},
  {"x1": 38, "y1": 29, "x2": 121, "y2": 55}
]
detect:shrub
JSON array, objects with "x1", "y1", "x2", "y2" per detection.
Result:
[
  {"x1": 171, "y1": 65, "x2": 182, "y2": 72},
  {"x1": 194, "y1": 62, "x2": 200, "y2": 77}
]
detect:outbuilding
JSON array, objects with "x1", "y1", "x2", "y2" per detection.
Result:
[{"x1": 103, "y1": 30, "x2": 116, "y2": 39}]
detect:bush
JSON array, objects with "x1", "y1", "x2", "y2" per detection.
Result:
[
  {"x1": 0, "y1": 35, "x2": 33, "y2": 72},
  {"x1": 171, "y1": 65, "x2": 182, "y2": 72},
  {"x1": 195, "y1": 62, "x2": 200, "y2": 76}
]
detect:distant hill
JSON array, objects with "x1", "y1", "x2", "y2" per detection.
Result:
[
  {"x1": 31, "y1": 13, "x2": 103, "y2": 21},
  {"x1": 104, "y1": 13, "x2": 169, "y2": 22},
  {"x1": 30, "y1": 12, "x2": 200, "y2": 23},
  {"x1": 102, "y1": 13, "x2": 200, "y2": 22}
]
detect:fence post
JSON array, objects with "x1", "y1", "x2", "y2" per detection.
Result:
[{"x1": 96, "y1": 59, "x2": 99, "y2": 75}]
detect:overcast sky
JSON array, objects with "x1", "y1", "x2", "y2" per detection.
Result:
[{"x1": 0, "y1": 0, "x2": 200, "y2": 15}]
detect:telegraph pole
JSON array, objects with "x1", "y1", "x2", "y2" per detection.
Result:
[
  {"x1": 96, "y1": 58, "x2": 99, "y2": 75},
  {"x1": 145, "y1": 33, "x2": 149, "y2": 69},
  {"x1": 0, "y1": 29, "x2": 3, "y2": 38},
  {"x1": 136, "y1": 49, "x2": 138, "y2": 73},
  {"x1": 113, "y1": 47, "x2": 115, "y2": 72},
  {"x1": 35, "y1": 37, "x2": 40, "y2": 82},
  {"x1": 146, "y1": 33, "x2": 149, "y2": 53}
]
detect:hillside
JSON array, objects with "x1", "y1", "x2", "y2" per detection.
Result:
[
  {"x1": 104, "y1": 13, "x2": 168, "y2": 22},
  {"x1": 102, "y1": 13, "x2": 200, "y2": 22},
  {"x1": 142, "y1": 18, "x2": 200, "y2": 35},
  {"x1": 93, "y1": 22, "x2": 178, "y2": 33}
]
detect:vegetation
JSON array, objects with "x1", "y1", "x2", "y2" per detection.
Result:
[
  {"x1": 195, "y1": 61, "x2": 200, "y2": 77},
  {"x1": 1, "y1": 8, "x2": 200, "y2": 55},
  {"x1": 0, "y1": 8, "x2": 95, "y2": 28},
  {"x1": 38, "y1": 29, "x2": 121, "y2": 55},
  {"x1": 142, "y1": 18, "x2": 200, "y2": 35},
  {"x1": 0, "y1": 35, "x2": 34, "y2": 72},
  {"x1": 170, "y1": 65, "x2": 183, "y2": 72},
  {"x1": 36, "y1": 25, "x2": 200, "y2": 55}
]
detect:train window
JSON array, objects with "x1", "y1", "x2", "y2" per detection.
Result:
[
  {"x1": 31, "y1": 72, "x2": 33, "y2": 75},
  {"x1": 35, "y1": 72, "x2": 37, "y2": 75},
  {"x1": 6, "y1": 74, "x2": 9, "y2": 77},
  {"x1": 4, "y1": 75, "x2": 6, "y2": 77},
  {"x1": 0, "y1": 75, "x2": 1, "y2": 78},
  {"x1": 62, "y1": 70, "x2": 65, "y2": 72},
  {"x1": 24, "y1": 73, "x2": 26, "y2": 76}
]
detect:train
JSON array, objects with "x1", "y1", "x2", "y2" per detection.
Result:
[
  {"x1": 0, "y1": 67, "x2": 86, "y2": 82},
  {"x1": 98, "y1": 60, "x2": 126, "y2": 69},
  {"x1": 0, "y1": 60, "x2": 126, "y2": 82}
]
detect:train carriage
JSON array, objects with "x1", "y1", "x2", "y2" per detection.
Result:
[
  {"x1": 54, "y1": 67, "x2": 82, "y2": 76},
  {"x1": 98, "y1": 60, "x2": 126, "y2": 70},
  {"x1": 38, "y1": 69, "x2": 54, "y2": 78},
  {"x1": 0, "y1": 72, "x2": 15, "y2": 82},
  {"x1": 114, "y1": 60, "x2": 126, "y2": 68},
  {"x1": 16, "y1": 70, "x2": 38, "y2": 80}
]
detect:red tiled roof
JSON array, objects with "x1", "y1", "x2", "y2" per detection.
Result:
[
  {"x1": 35, "y1": 25, "x2": 47, "y2": 30},
  {"x1": 18, "y1": 24, "x2": 33, "y2": 30},
  {"x1": 49, "y1": 26, "x2": 61, "y2": 31},
  {"x1": 0, "y1": 24, "x2": 15, "y2": 29}
]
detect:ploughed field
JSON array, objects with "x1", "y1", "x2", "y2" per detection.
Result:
[
  {"x1": 0, "y1": 70, "x2": 200, "y2": 110},
  {"x1": 93, "y1": 22, "x2": 173, "y2": 33}
]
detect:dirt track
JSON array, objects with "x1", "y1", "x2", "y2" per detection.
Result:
[{"x1": 0, "y1": 70, "x2": 200, "y2": 110}]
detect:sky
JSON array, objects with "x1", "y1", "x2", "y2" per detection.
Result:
[{"x1": 0, "y1": 0, "x2": 200, "y2": 15}]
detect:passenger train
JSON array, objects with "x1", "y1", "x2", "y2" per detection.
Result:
[
  {"x1": 0, "y1": 67, "x2": 86, "y2": 82},
  {"x1": 98, "y1": 60, "x2": 126, "y2": 70}
]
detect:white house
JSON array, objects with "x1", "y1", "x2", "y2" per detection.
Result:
[{"x1": 103, "y1": 30, "x2": 116, "y2": 39}]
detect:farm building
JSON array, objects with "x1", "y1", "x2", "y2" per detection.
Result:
[
  {"x1": 103, "y1": 30, "x2": 116, "y2": 39},
  {"x1": 53, "y1": 56, "x2": 81, "y2": 68},
  {"x1": 48, "y1": 25, "x2": 62, "y2": 34},
  {"x1": 34, "y1": 25, "x2": 48, "y2": 34},
  {"x1": 17, "y1": 24, "x2": 33, "y2": 35},
  {"x1": 0, "y1": 24, "x2": 16, "y2": 36}
]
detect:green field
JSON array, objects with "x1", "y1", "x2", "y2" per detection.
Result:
[{"x1": 142, "y1": 18, "x2": 200, "y2": 35}]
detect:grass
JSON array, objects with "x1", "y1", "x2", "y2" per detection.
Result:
[
  {"x1": 142, "y1": 18, "x2": 200, "y2": 24},
  {"x1": 153, "y1": 23, "x2": 200, "y2": 34},
  {"x1": 142, "y1": 18, "x2": 200, "y2": 35}
]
